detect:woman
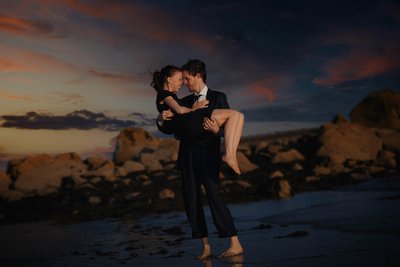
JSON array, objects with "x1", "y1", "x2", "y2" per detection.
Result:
[{"x1": 152, "y1": 65, "x2": 244, "y2": 175}]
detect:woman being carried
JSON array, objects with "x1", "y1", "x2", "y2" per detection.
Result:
[{"x1": 152, "y1": 65, "x2": 244, "y2": 175}]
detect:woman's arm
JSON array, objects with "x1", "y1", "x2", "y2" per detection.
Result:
[{"x1": 163, "y1": 96, "x2": 208, "y2": 114}]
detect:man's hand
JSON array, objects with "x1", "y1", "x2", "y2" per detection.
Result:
[
  {"x1": 203, "y1": 117, "x2": 219, "y2": 134},
  {"x1": 162, "y1": 109, "x2": 174, "y2": 121}
]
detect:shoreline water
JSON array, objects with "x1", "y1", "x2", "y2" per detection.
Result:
[{"x1": 1, "y1": 176, "x2": 399, "y2": 267}]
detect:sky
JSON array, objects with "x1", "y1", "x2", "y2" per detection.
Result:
[{"x1": 0, "y1": 0, "x2": 400, "y2": 161}]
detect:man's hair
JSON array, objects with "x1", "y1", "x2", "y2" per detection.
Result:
[{"x1": 181, "y1": 59, "x2": 207, "y2": 82}]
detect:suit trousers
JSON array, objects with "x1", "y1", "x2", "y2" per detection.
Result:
[{"x1": 181, "y1": 144, "x2": 237, "y2": 239}]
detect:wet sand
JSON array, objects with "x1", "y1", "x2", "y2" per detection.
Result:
[{"x1": 0, "y1": 177, "x2": 399, "y2": 267}]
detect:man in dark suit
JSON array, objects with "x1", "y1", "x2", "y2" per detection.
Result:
[{"x1": 157, "y1": 59, "x2": 243, "y2": 259}]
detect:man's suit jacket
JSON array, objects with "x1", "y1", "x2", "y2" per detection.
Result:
[{"x1": 157, "y1": 88, "x2": 230, "y2": 171}]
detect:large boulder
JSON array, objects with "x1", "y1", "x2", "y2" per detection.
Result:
[
  {"x1": 376, "y1": 128, "x2": 400, "y2": 153},
  {"x1": 152, "y1": 138, "x2": 179, "y2": 163},
  {"x1": 273, "y1": 149, "x2": 305, "y2": 164},
  {"x1": 350, "y1": 89, "x2": 400, "y2": 129},
  {"x1": 317, "y1": 121, "x2": 383, "y2": 162},
  {"x1": 113, "y1": 128, "x2": 160, "y2": 165},
  {"x1": 237, "y1": 152, "x2": 258, "y2": 173},
  {"x1": 9, "y1": 153, "x2": 87, "y2": 196}
]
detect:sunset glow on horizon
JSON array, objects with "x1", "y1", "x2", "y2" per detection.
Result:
[{"x1": 1, "y1": 0, "x2": 399, "y2": 160}]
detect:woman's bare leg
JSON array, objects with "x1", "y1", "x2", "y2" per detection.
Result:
[
  {"x1": 196, "y1": 237, "x2": 212, "y2": 260},
  {"x1": 211, "y1": 109, "x2": 244, "y2": 175}
]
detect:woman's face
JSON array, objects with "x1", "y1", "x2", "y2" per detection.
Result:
[{"x1": 166, "y1": 71, "x2": 183, "y2": 93}]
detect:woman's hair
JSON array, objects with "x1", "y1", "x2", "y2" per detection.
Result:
[
  {"x1": 181, "y1": 59, "x2": 206, "y2": 83},
  {"x1": 151, "y1": 65, "x2": 181, "y2": 93}
]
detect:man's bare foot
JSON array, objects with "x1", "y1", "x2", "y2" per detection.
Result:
[
  {"x1": 196, "y1": 244, "x2": 212, "y2": 260},
  {"x1": 222, "y1": 154, "x2": 241, "y2": 175},
  {"x1": 218, "y1": 244, "x2": 243, "y2": 258}
]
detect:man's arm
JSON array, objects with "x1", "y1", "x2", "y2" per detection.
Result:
[{"x1": 156, "y1": 110, "x2": 174, "y2": 135}]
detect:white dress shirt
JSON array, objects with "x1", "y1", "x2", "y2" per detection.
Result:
[{"x1": 195, "y1": 85, "x2": 208, "y2": 102}]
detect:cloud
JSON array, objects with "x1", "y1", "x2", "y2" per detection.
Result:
[
  {"x1": 0, "y1": 14, "x2": 53, "y2": 36},
  {"x1": 0, "y1": 90, "x2": 36, "y2": 102},
  {"x1": 0, "y1": 110, "x2": 154, "y2": 131},
  {"x1": 36, "y1": 0, "x2": 216, "y2": 52},
  {"x1": 87, "y1": 69, "x2": 141, "y2": 83},
  {"x1": 0, "y1": 45, "x2": 145, "y2": 85},
  {"x1": 313, "y1": 46, "x2": 400, "y2": 87}
]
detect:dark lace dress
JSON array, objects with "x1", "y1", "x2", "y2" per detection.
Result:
[{"x1": 156, "y1": 90, "x2": 208, "y2": 140}]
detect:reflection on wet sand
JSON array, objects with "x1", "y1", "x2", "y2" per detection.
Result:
[{"x1": 201, "y1": 254, "x2": 244, "y2": 267}]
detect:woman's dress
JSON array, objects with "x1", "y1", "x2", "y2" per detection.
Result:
[{"x1": 156, "y1": 90, "x2": 208, "y2": 140}]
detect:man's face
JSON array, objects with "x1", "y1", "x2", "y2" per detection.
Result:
[{"x1": 182, "y1": 71, "x2": 200, "y2": 93}]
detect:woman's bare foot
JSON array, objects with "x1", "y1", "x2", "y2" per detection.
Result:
[
  {"x1": 196, "y1": 244, "x2": 212, "y2": 260},
  {"x1": 222, "y1": 154, "x2": 241, "y2": 175}
]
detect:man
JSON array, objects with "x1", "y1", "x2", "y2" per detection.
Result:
[{"x1": 157, "y1": 59, "x2": 243, "y2": 259}]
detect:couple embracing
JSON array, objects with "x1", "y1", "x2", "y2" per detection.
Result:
[{"x1": 153, "y1": 59, "x2": 244, "y2": 260}]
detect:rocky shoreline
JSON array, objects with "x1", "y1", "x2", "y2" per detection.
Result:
[
  {"x1": 1, "y1": 90, "x2": 399, "y2": 225},
  {"x1": 1, "y1": 120, "x2": 399, "y2": 225}
]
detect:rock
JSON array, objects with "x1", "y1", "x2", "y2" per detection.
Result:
[
  {"x1": 123, "y1": 160, "x2": 146, "y2": 174},
  {"x1": 125, "y1": 192, "x2": 141, "y2": 200},
  {"x1": 273, "y1": 149, "x2": 305, "y2": 164},
  {"x1": 275, "y1": 230, "x2": 309, "y2": 239},
  {"x1": 374, "y1": 150, "x2": 397, "y2": 168},
  {"x1": 113, "y1": 128, "x2": 160, "y2": 165},
  {"x1": 11, "y1": 153, "x2": 87, "y2": 196},
  {"x1": 376, "y1": 129, "x2": 400, "y2": 153},
  {"x1": 140, "y1": 153, "x2": 163, "y2": 172},
  {"x1": 351, "y1": 173, "x2": 369, "y2": 181},
  {"x1": 313, "y1": 165, "x2": 331, "y2": 176},
  {"x1": 221, "y1": 180, "x2": 235, "y2": 187},
  {"x1": 350, "y1": 89, "x2": 400, "y2": 129},
  {"x1": 317, "y1": 122, "x2": 383, "y2": 162},
  {"x1": 142, "y1": 180, "x2": 152, "y2": 186},
  {"x1": 159, "y1": 188, "x2": 175, "y2": 199},
  {"x1": 237, "y1": 152, "x2": 258, "y2": 173},
  {"x1": 293, "y1": 163, "x2": 303, "y2": 172},
  {"x1": 305, "y1": 176, "x2": 320, "y2": 183},
  {"x1": 115, "y1": 166, "x2": 128, "y2": 177},
  {"x1": 166, "y1": 174, "x2": 179, "y2": 181},
  {"x1": 136, "y1": 174, "x2": 149, "y2": 181},
  {"x1": 255, "y1": 141, "x2": 269, "y2": 154},
  {"x1": 329, "y1": 154, "x2": 346, "y2": 165},
  {"x1": 267, "y1": 144, "x2": 283, "y2": 155},
  {"x1": 89, "y1": 177, "x2": 102, "y2": 185},
  {"x1": 330, "y1": 164, "x2": 346, "y2": 175},
  {"x1": 368, "y1": 166, "x2": 385, "y2": 174},
  {"x1": 278, "y1": 179, "x2": 291, "y2": 199},
  {"x1": 122, "y1": 178, "x2": 131, "y2": 186},
  {"x1": 238, "y1": 143, "x2": 252, "y2": 157},
  {"x1": 88, "y1": 196, "x2": 102, "y2": 204},
  {"x1": 332, "y1": 113, "x2": 349, "y2": 124},
  {"x1": 84, "y1": 157, "x2": 117, "y2": 182},
  {"x1": 270, "y1": 170, "x2": 284, "y2": 179},
  {"x1": 236, "y1": 180, "x2": 252, "y2": 189},
  {"x1": 153, "y1": 138, "x2": 179, "y2": 163}
]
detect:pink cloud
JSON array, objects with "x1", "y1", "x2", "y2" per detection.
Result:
[
  {"x1": 246, "y1": 75, "x2": 290, "y2": 103},
  {"x1": 313, "y1": 47, "x2": 400, "y2": 86},
  {"x1": 0, "y1": 14, "x2": 53, "y2": 36},
  {"x1": 0, "y1": 91, "x2": 36, "y2": 102}
]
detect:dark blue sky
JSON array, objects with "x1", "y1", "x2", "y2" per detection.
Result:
[{"x1": 0, "y1": 0, "x2": 399, "y2": 126}]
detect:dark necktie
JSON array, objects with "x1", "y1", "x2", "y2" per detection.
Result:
[{"x1": 193, "y1": 94, "x2": 202, "y2": 103}]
